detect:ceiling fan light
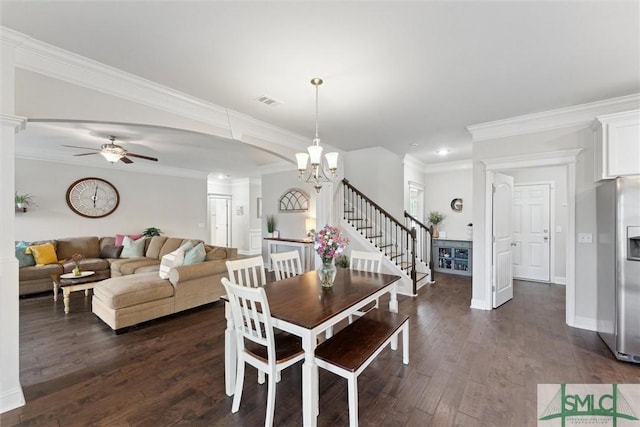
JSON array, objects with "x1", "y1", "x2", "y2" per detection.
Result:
[{"x1": 101, "y1": 151, "x2": 123, "y2": 163}]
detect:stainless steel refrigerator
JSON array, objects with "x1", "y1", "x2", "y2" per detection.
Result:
[{"x1": 596, "y1": 176, "x2": 640, "y2": 363}]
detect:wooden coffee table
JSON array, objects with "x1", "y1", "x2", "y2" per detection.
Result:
[{"x1": 52, "y1": 271, "x2": 98, "y2": 313}]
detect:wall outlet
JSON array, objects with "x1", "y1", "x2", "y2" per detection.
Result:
[{"x1": 578, "y1": 233, "x2": 593, "y2": 243}]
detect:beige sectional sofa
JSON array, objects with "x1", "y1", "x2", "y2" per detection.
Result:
[{"x1": 17, "y1": 235, "x2": 238, "y2": 331}]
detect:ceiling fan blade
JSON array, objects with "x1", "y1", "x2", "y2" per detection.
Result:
[
  {"x1": 73, "y1": 152, "x2": 99, "y2": 157},
  {"x1": 120, "y1": 156, "x2": 134, "y2": 164},
  {"x1": 126, "y1": 152, "x2": 158, "y2": 162},
  {"x1": 63, "y1": 144, "x2": 101, "y2": 151}
]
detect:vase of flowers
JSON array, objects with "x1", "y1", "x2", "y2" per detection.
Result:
[
  {"x1": 309, "y1": 225, "x2": 349, "y2": 287},
  {"x1": 71, "y1": 253, "x2": 83, "y2": 276}
]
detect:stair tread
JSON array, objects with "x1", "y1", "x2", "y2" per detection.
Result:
[{"x1": 357, "y1": 226, "x2": 373, "y2": 230}]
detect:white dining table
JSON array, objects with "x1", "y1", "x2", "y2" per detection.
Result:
[{"x1": 224, "y1": 269, "x2": 401, "y2": 427}]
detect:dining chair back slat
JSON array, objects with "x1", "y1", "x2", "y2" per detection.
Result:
[
  {"x1": 226, "y1": 256, "x2": 267, "y2": 288},
  {"x1": 350, "y1": 250, "x2": 383, "y2": 273},
  {"x1": 271, "y1": 250, "x2": 303, "y2": 281}
]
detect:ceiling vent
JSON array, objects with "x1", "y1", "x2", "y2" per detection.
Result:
[{"x1": 255, "y1": 95, "x2": 282, "y2": 107}]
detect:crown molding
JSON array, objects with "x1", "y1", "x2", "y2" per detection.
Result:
[
  {"x1": 0, "y1": 114, "x2": 27, "y2": 132},
  {"x1": 467, "y1": 94, "x2": 640, "y2": 142},
  {"x1": 1, "y1": 26, "x2": 308, "y2": 154},
  {"x1": 424, "y1": 159, "x2": 472, "y2": 174},
  {"x1": 481, "y1": 149, "x2": 583, "y2": 171},
  {"x1": 402, "y1": 154, "x2": 427, "y2": 171}
]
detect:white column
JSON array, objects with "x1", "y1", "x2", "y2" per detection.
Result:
[{"x1": 0, "y1": 37, "x2": 26, "y2": 414}]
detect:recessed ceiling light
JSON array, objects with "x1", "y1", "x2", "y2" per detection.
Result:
[
  {"x1": 436, "y1": 149, "x2": 449, "y2": 156},
  {"x1": 410, "y1": 143, "x2": 419, "y2": 148},
  {"x1": 218, "y1": 174, "x2": 225, "y2": 179}
]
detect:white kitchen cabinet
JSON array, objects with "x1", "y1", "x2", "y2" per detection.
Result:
[{"x1": 593, "y1": 109, "x2": 640, "y2": 181}]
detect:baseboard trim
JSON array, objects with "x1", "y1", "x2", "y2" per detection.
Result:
[
  {"x1": 553, "y1": 276, "x2": 566, "y2": 285},
  {"x1": 0, "y1": 386, "x2": 25, "y2": 414},
  {"x1": 571, "y1": 315, "x2": 597, "y2": 331},
  {"x1": 470, "y1": 298, "x2": 490, "y2": 310}
]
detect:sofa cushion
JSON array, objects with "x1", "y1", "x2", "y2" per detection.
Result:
[
  {"x1": 26, "y1": 242, "x2": 58, "y2": 266},
  {"x1": 114, "y1": 234, "x2": 143, "y2": 247},
  {"x1": 145, "y1": 236, "x2": 168, "y2": 259},
  {"x1": 205, "y1": 246, "x2": 228, "y2": 261},
  {"x1": 121, "y1": 236, "x2": 147, "y2": 258},
  {"x1": 115, "y1": 258, "x2": 161, "y2": 276},
  {"x1": 93, "y1": 272, "x2": 174, "y2": 310},
  {"x1": 62, "y1": 258, "x2": 110, "y2": 274},
  {"x1": 100, "y1": 245, "x2": 123, "y2": 259},
  {"x1": 15, "y1": 241, "x2": 36, "y2": 268},
  {"x1": 57, "y1": 236, "x2": 100, "y2": 260},
  {"x1": 183, "y1": 242, "x2": 206, "y2": 265},
  {"x1": 159, "y1": 247, "x2": 186, "y2": 279},
  {"x1": 19, "y1": 263, "x2": 63, "y2": 281}
]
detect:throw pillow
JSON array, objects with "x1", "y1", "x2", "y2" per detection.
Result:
[
  {"x1": 158, "y1": 247, "x2": 186, "y2": 279},
  {"x1": 114, "y1": 233, "x2": 143, "y2": 247},
  {"x1": 183, "y1": 242, "x2": 206, "y2": 265},
  {"x1": 120, "y1": 236, "x2": 146, "y2": 258},
  {"x1": 25, "y1": 242, "x2": 58, "y2": 266},
  {"x1": 100, "y1": 244, "x2": 123, "y2": 259},
  {"x1": 15, "y1": 241, "x2": 36, "y2": 268}
]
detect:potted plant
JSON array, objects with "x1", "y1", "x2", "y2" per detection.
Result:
[
  {"x1": 15, "y1": 192, "x2": 36, "y2": 210},
  {"x1": 428, "y1": 211, "x2": 445, "y2": 238},
  {"x1": 142, "y1": 227, "x2": 163, "y2": 237},
  {"x1": 266, "y1": 215, "x2": 277, "y2": 237}
]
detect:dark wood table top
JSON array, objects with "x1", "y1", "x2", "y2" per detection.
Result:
[
  {"x1": 263, "y1": 269, "x2": 401, "y2": 329},
  {"x1": 263, "y1": 237, "x2": 313, "y2": 244}
]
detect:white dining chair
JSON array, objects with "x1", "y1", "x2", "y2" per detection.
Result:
[
  {"x1": 271, "y1": 250, "x2": 303, "y2": 281},
  {"x1": 349, "y1": 250, "x2": 384, "y2": 321},
  {"x1": 222, "y1": 278, "x2": 304, "y2": 427},
  {"x1": 226, "y1": 256, "x2": 267, "y2": 288}
]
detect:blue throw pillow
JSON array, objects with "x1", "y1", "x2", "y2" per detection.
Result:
[
  {"x1": 120, "y1": 236, "x2": 147, "y2": 258},
  {"x1": 15, "y1": 241, "x2": 35, "y2": 267},
  {"x1": 183, "y1": 242, "x2": 206, "y2": 265}
]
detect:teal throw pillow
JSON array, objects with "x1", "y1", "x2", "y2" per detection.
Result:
[
  {"x1": 120, "y1": 236, "x2": 146, "y2": 258},
  {"x1": 15, "y1": 241, "x2": 36, "y2": 267},
  {"x1": 183, "y1": 242, "x2": 206, "y2": 265}
]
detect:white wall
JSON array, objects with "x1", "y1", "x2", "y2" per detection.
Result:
[
  {"x1": 504, "y1": 165, "x2": 568, "y2": 282},
  {"x1": 424, "y1": 168, "x2": 473, "y2": 240},
  {"x1": 343, "y1": 146, "x2": 404, "y2": 220},
  {"x1": 15, "y1": 158, "x2": 208, "y2": 242},
  {"x1": 472, "y1": 125, "x2": 597, "y2": 328}
]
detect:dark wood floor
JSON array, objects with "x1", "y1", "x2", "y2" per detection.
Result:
[{"x1": 2, "y1": 274, "x2": 638, "y2": 426}]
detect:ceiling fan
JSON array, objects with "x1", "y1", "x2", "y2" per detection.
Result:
[{"x1": 63, "y1": 136, "x2": 158, "y2": 164}]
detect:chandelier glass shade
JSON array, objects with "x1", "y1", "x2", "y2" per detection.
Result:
[{"x1": 295, "y1": 78, "x2": 339, "y2": 193}]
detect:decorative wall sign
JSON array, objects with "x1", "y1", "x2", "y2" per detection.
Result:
[{"x1": 279, "y1": 188, "x2": 310, "y2": 213}]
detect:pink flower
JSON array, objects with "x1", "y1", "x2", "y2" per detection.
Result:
[{"x1": 309, "y1": 225, "x2": 349, "y2": 261}]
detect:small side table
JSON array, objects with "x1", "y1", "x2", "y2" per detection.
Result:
[{"x1": 52, "y1": 271, "x2": 96, "y2": 313}]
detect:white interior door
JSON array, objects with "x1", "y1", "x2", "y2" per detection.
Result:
[
  {"x1": 492, "y1": 172, "x2": 514, "y2": 308},
  {"x1": 209, "y1": 196, "x2": 231, "y2": 246},
  {"x1": 512, "y1": 184, "x2": 550, "y2": 281}
]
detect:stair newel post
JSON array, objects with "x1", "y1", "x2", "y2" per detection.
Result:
[{"x1": 410, "y1": 226, "x2": 417, "y2": 295}]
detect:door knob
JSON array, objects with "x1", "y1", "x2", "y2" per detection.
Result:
[
  {"x1": 544, "y1": 236, "x2": 549, "y2": 241},
  {"x1": 510, "y1": 242, "x2": 517, "y2": 246}
]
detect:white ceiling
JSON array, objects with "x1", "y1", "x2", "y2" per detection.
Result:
[{"x1": 2, "y1": 1, "x2": 639, "y2": 176}]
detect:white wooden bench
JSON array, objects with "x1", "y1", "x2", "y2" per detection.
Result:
[{"x1": 314, "y1": 309, "x2": 409, "y2": 427}]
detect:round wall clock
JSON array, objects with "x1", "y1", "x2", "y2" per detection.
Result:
[{"x1": 66, "y1": 177, "x2": 120, "y2": 218}]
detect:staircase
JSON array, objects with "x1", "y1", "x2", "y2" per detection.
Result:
[{"x1": 341, "y1": 179, "x2": 432, "y2": 296}]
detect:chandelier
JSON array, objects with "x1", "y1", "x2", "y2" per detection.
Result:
[{"x1": 295, "y1": 78, "x2": 339, "y2": 193}]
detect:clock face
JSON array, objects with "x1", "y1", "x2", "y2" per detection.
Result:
[{"x1": 66, "y1": 177, "x2": 120, "y2": 218}]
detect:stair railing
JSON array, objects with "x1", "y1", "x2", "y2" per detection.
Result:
[
  {"x1": 342, "y1": 179, "x2": 417, "y2": 295},
  {"x1": 404, "y1": 211, "x2": 433, "y2": 272}
]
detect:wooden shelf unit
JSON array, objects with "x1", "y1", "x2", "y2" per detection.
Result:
[{"x1": 434, "y1": 239, "x2": 472, "y2": 276}]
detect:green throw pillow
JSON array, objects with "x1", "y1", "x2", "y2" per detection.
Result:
[
  {"x1": 120, "y1": 236, "x2": 146, "y2": 258},
  {"x1": 183, "y1": 242, "x2": 206, "y2": 265},
  {"x1": 15, "y1": 241, "x2": 36, "y2": 267}
]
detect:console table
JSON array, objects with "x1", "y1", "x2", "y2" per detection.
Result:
[
  {"x1": 433, "y1": 239, "x2": 472, "y2": 276},
  {"x1": 264, "y1": 237, "x2": 314, "y2": 272}
]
